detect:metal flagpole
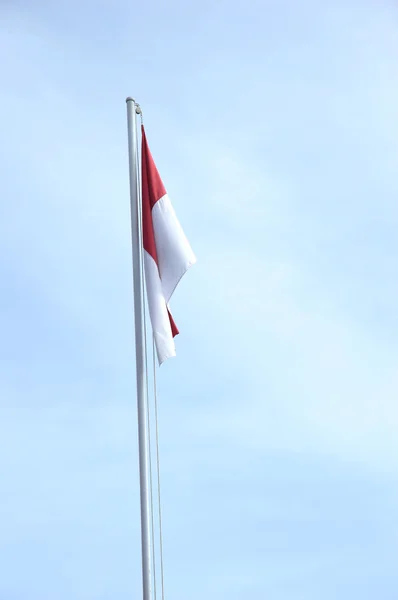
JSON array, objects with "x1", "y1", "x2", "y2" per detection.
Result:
[{"x1": 126, "y1": 96, "x2": 152, "y2": 600}]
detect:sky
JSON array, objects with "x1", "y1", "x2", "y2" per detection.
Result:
[{"x1": 1, "y1": 0, "x2": 398, "y2": 598}]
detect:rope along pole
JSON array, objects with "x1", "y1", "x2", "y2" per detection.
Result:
[
  {"x1": 152, "y1": 338, "x2": 166, "y2": 600},
  {"x1": 135, "y1": 105, "x2": 158, "y2": 600}
]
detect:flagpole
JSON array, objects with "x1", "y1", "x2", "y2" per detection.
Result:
[{"x1": 126, "y1": 96, "x2": 152, "y2": 600}]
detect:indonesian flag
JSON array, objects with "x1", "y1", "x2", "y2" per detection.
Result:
[{"x1": 141, "y1": 126, "x2": 196, "y2": 365}]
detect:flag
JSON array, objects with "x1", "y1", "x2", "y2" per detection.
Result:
[{"x1": 141, "y1": 126, "x2": 196, "y2": 365}]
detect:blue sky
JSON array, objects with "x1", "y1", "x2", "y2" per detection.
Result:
[{"x1": 1, "y1": 0, "x2": 398, "y2": 598}]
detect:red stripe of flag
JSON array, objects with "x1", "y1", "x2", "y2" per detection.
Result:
[{"x1": 141, "y1": 125, "x2": 179, "y2": 337}]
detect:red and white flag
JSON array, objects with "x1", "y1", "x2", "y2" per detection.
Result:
[{"x1": 141, "y1": 126, "x2": 196, "y2": 365}]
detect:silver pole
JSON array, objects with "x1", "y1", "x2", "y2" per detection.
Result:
[{"x1": 126, "y1": 96, "x2": 152, "y2": 600}]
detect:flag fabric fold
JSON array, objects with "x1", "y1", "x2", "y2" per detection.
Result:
[{"x1": 141, "y1": 125, "x2": 196, "y2": 365}]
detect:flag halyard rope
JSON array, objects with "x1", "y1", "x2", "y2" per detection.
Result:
[
  {"x1": 152, "y1": 338, "x2": 165, "y2": 600},
  {"x1": 136, "y1": 110, "x2": 165, "y2": 600}
]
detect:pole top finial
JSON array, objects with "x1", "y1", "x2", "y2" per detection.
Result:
[{"x1": 126, "y1": 97, "x2": 143, "y2": 122}]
